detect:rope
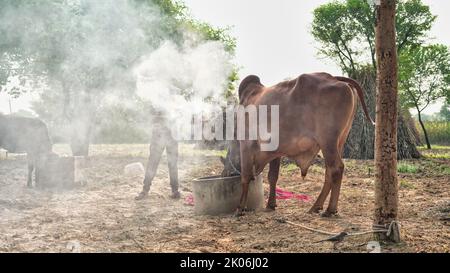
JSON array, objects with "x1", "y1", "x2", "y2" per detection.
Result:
[
  {"x1": 373, "y1": 221, "x2": 399, "y2": 237},
  {"x1": 227, "y1": 154, "x2": 241, "y2": 175}
]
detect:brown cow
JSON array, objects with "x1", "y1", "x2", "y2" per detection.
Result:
[{"x1": 235, "y1": 72, "x2": 374, "y2": 217}]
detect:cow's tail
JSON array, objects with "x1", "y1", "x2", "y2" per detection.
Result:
[{"x1": 335, "y1": 76, "x2": 375, "y2": 126}]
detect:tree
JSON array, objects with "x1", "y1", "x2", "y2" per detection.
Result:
[
  {"x1": 1, "y1": 0, "x2": 149, "y2": 154},
  {"x1": 312, "y1": 0, "x2": 435, "y2": 159},
  {"x1": 399, "y1": 44, "x2": 450, "y2": 149},
  {"x1": 0, "y1": 0, "x2": 237, "y2": 155},
  {"x1": 374, "y1": 0, "x2": 400, "y2": 243},
  {"x1": 312, "y1": 0, "x2": 436, "y2": 76}
]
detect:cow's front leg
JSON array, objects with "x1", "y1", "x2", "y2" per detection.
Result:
[
  {"x1": 236, "y1": 175, "x2": 252, "y2": 217},
  {"x1": 135, "y1": 140, "x2": 165, "y2": 200},
  {"x1": 166, "y1": 140, "x2": 180, "y2": 199},
  {"x1": 235, "y1": 145, "x2": 255, "y2": 216},
  {"x1": 266, "y1": 158, "x2": 280, "y2": 211}
]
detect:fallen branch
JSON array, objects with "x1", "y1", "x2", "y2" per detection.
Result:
[
  {"x1": 275, "y1": 218, "x2": 335, "y2": 236},
  {"x1": 275, "y1": 218, "x2": 389, "y2": 238}
]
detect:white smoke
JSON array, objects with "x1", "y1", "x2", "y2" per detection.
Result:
[
  {"x1": 0, "y1": 0, "x2": 236, "y2": 145},
  {"x1": 134, "y1": 39, "x2": 233, "y2": 126}
]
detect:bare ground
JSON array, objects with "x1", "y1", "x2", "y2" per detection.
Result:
[{"x1": 0, "y1": 144, "x2": 448, "y2": 253}]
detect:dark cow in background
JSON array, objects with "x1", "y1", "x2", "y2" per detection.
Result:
[
  {"x1": 0, "y1": 114, "x2": 54, "y2": 187},
  {"x1": 234, "y1": 72, "x2": 374, "y2": 217}
]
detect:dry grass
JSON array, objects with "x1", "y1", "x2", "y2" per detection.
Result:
[{"x1": 0, "y1": 144, "x2": 448, "y2": 253}]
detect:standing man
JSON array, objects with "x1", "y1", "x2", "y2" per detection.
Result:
[{"x1": 135, "y1": 113, "x2": 180, "y2": 200}]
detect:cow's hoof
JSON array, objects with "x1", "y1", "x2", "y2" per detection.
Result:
[
  {"x1": 235, "y1": 208, "x2": 248, "y2": 217},
  {"x1": 135, "y1": 192, "x2": 148, "y2": 200},
  {"x1": 265, "y1": 205, "x2": 276, "y2": 212},
  {"x1": 170, "y1": 191, "x2": 181, "y2": 199},
  {"x1": 235, "y1": 211, "x2": 245, "y2": 217},
  {"x1": 236, "y1": 207, "x2": 254, "y2": 217},
  {"x1": 308, "y1": 207, "x2": 322, "y2": 214},
  {"x1": 321, "y1": 210, "x2": 339, "y2": 218}
]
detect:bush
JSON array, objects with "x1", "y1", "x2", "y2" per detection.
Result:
[
  {"x1": 417, "y1": 121, "x2": 450, "y2": 145},
  {"x1": 397, "y1": 163, "x2": 419, "y2": 174}
]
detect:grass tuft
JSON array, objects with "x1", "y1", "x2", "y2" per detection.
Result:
[
  {"x1": 397, "y1": 163, "x2": 419, "y2": 174},
  {"x1": 399, "y1": 179, "x2": 415, "y2": 189}
]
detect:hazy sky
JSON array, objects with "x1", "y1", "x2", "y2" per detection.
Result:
[
  {"x1": 183, "y1": 0, "x2": 450, "y2": 114},
  {"x1": 1, "y1": 0, "x2": 449, "y2": 114},
  {"x1": 183, "y1": 0, "x2": 450, "y2": 85}
]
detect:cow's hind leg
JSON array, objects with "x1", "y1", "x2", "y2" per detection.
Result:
[
  {"x1": 321, "y1": 145, "x2": 344, "y2": 217},
  {"x1": 308, "y1": 170, "x2": 331, "y2": 214},
  {"x1": 266, "y1": 158, "x2": 281, "y2": 211}
]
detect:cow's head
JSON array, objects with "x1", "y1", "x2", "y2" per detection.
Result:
[{"x1": 220, "y1": 140, "x2": 241, "y2": 177}]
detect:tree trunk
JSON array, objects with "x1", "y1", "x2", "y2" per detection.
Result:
[
  {"x1": 416, "y1": 111, "x2": 431, "y2": 149},
  {"x1": 69, "y1": 95, "x2": 95, "y2": 157},
  {"x1": 70, "y1": 121, "x2": 92, "y2": 156},
  {"x1": 343, "y1": 69, "x2": 421, "y2": 159},
  {"x1": 374, "y1": 0, "x2": 400, "y2": 242}
]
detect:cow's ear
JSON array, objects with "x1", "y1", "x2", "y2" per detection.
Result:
[{"x1": 219, "y1": 156, "x2": 225, "y2": 165}]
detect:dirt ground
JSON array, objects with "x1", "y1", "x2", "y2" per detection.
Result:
[{"x1": 0, "y1": 144, "x2": 448, "y2": 253}]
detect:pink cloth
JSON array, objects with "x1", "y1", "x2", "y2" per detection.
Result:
[
  {"x1": 275, "y1": 187, "x2": 311, "y2": 202},
  {"x1": 184, "y1": 194, "x2": 194, "y2": 206},
  {"x1": 184, "y1": 187, "x2": 310, "y2": 206}
]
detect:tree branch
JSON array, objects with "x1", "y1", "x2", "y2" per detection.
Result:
[{"x1": 397, "y1": 27, "x2": 413, "y2": 53}]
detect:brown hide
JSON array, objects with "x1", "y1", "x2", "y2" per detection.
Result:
[{"x1": 237, "y1": 72, "x2": 373, "y2": 216}]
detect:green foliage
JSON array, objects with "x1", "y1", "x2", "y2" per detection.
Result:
[
  {"x1": 93, "y1": 102, "x2": 150, "y2": 144},
  {"x1": 417, "y1": 121, "x2": 450, "y2": 145},
  {"x1": 399, "y1": 179, "x2": 415, "y2": 189},
  {"x1": 312, "y1": 0, "x2": 446, "y2": 149},
  {"x1": 282, "y1": 163, "x2": 298, "y2": 174},
  {"x1": 312, "y1": 0, "x2": 436, "y2": 76},
  {"x1": 400, "y1": 44, "x2": 450, "y2": 148},
  {"x1": 418, "y1": 145, "x2": 450, "y2": 160},
  {"x1": 399, "y1": 44, "x2": 450, "y2": 112},
  {"x1": 441, "y1": 166, "x2": 450, "y2": 175},
  {"x1": 151, "y1": 0, "x2": 187, "y2": 17},
  {"x1": 1, "y1": 0, "x2": 238, "y2": 145},
  {"x1": 185, "y1": 20, "x2": 236, "y2": 54},
  {"x1": 397, "y1": 163, "x2": 419, "y2": 173},
  {"x1": 0, "y1": 0, "x2": 238, "y2": 98}
]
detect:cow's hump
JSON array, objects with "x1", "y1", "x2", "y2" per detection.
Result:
[{"x1": 239, "y1": 75, "x2": 261, "y2": 99}]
